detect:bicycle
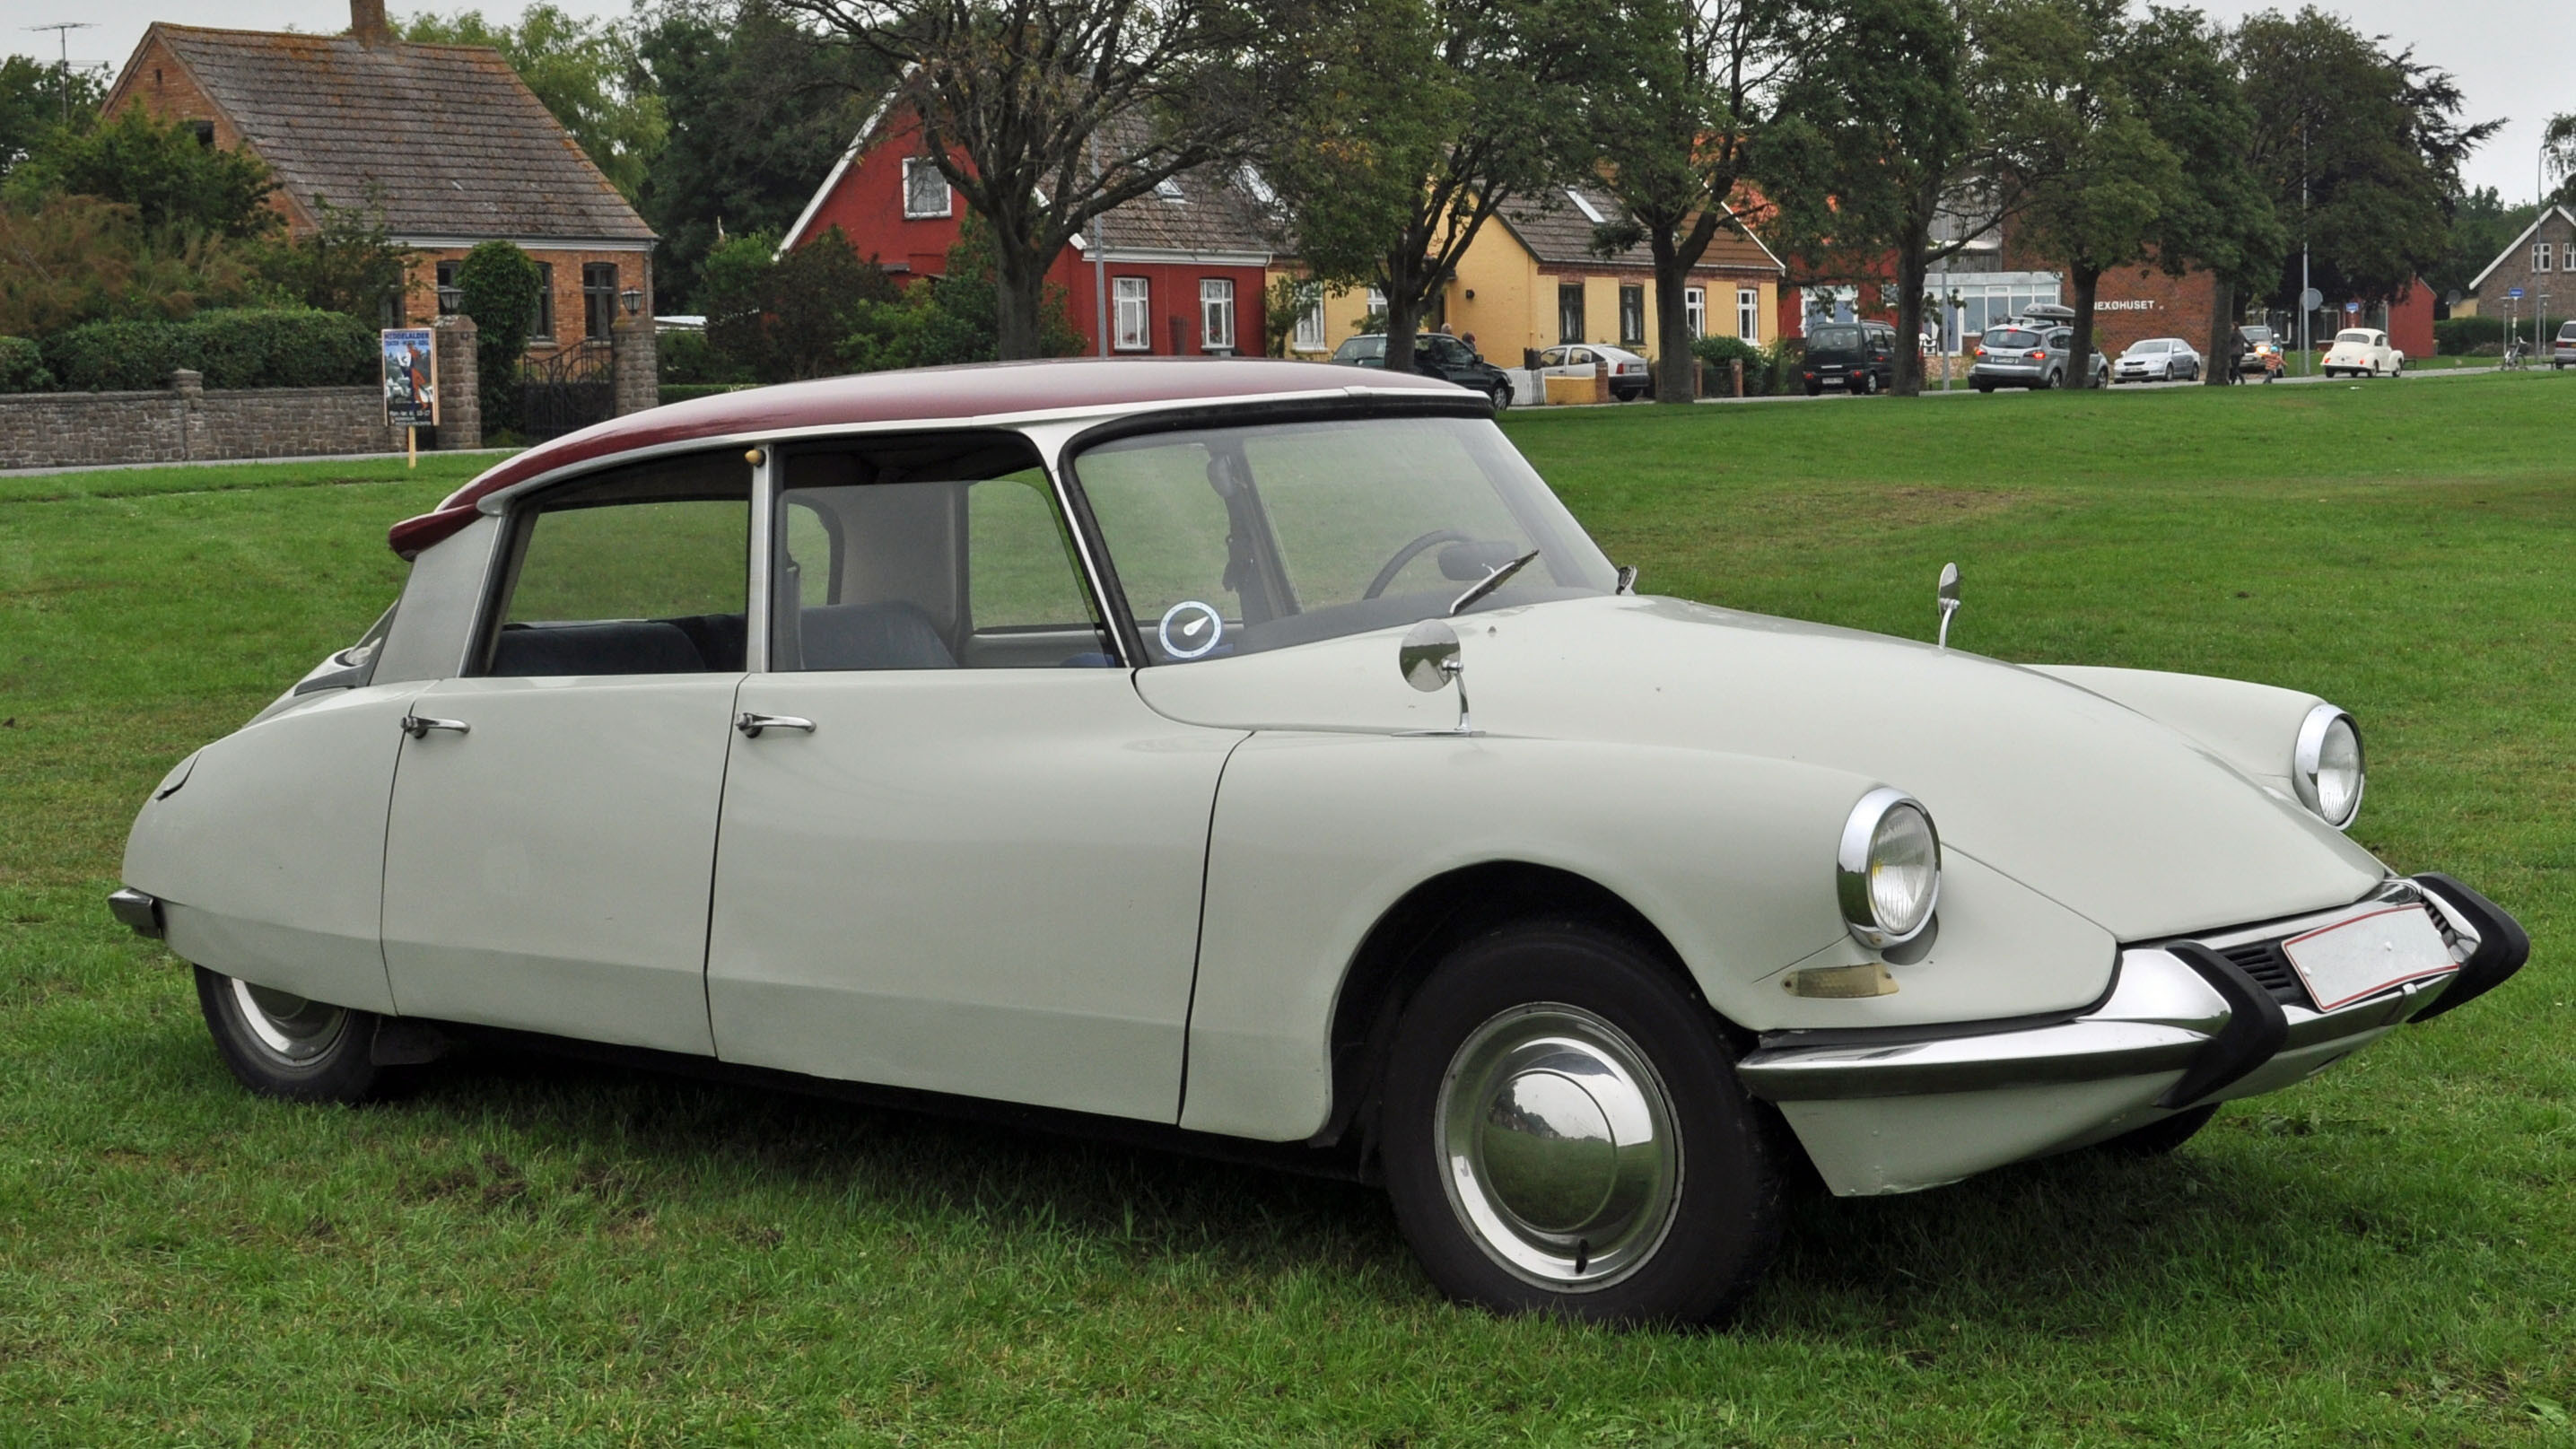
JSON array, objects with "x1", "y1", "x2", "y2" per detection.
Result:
[{"x1": 2502, "y1": 341, "x2": 2529, "y2": 371}]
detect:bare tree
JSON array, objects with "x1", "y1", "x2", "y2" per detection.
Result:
[{"x1": 785, "y1": 0, "x2": 1270, "y2": 357}]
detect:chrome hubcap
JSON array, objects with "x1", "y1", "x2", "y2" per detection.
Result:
[
  {"x1": 230, "y1": 978, "x2": 348, "y2": 1063},
  {"x1": 1436, "y1": 1003, "x2": 1681, "y2": 1290}
]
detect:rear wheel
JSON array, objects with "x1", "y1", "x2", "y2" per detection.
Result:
[
  {"x1": 1381, "y1": 921, "x2": 1783, "y2": 1326},
  {"x1": 1490, "y1": 381, "x2": 1512, "y2": 412},
  {"x1": 1804, "y1": 380, "x2": 1823, "y2": 397},
  {"x1": 195, "y1": 965, "x2": 383, "y2": 1103}
]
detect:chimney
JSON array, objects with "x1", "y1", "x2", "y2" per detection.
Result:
[{"x1": 351, "y1": 0, "x2": 391, "y2": 47}]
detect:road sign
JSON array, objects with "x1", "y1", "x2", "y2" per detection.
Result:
[
  {"x1": 2345, "y1": 301, "x2": 2361, "y2": 315},
  {"x1": 2509, "y1": 287, "x2": 2524, "y2": 301},
  {"x1": 2299, "y1": 287, "x2": 2324, "y2": 311}
]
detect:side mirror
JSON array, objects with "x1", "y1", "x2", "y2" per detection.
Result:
[
  {"x1": 1936, "y1": 562, "x2": 1961, "y2": 649},
  {"x1": 1398, "y1": 618, "x2": 1475, "y2": 734}
]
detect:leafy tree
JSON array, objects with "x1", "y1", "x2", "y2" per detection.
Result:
[
  {"x1": 1262, "y1": 274, "x2": 1316, "y2": 356},
  {"x1": 633, "y1": 1, "x2": 889, "y2": 313},
  {"x1": 1764, "y1": 0, "x2": 1982, "y2": 396},
  {"x1": 782, "y1": 0, "x2": 1272, "y2": 358},
  {"x1": 2234, "y1": 7, "x2": 2498, "y2": 311},
  {"x1": 1265, "y1": 0, "x2": 1587, "y2": 376},
  {"x1": 842, "y1": 212, "x2": 1086, "y2": 369},
  {"x1": 1579, "y1": 0, "x2": 1805, "y2": 403},
  {"x1": 6, "y1": 106, "x2": 278, "y2": 238},
  {"x1": 404, "y1": 6, "x2": 668, "y2": 199},
  {"x1": 2, "y1": 52, "x2": 104, "y2": 178},
  {"x1": 258, "y1": 186, "x2": 418, "y2": 322},
  {"x1": 703, "y1": 225, "x2": 900, "y2": 380},
  {"x1": 0, "y1": 194, "x2": 262, "y2": 336},
  {"x1": 2545, "y1": 114, "x2": 2576, "y2": 209},
  {"x1": 456, "y1": 240, "x2": 545, "y2": 430},
  {"x1": 2424, "y1": 186, "x2": 2536, "y2": 310}
]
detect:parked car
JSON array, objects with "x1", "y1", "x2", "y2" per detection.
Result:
[
  {"x1": 2239, "y1": 325, "x2": 2284, "y2": 380},
  {"x1": 1969, "y1": 323, "x2": 2108, "y2": 390},
  {"x1": 1332, "y1": 332, "x2": 1515, "y2": 408},
  {"x1": 2553, "y1": 321, "x2": 2576, "y2": 369},
  {"x1": 114, "y1": 359, "x2": 2530, "y2": 1328},
  {"x1": 2113, "y1": 337, "x2": 2204, "y2": 384},
  {"x1": 1801, "y1": 320, "x2": 1899, "y2": 395},
  {"x1": 2321, "y1": 328, "x2": 2405, "y2": 378},
  {"x1": 1535, "y1": 343, "x2": 1651, "y2": 402}
]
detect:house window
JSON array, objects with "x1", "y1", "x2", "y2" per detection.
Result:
[
  {"x1": 1737, "y1": 287, "x2": 1760, "y2": 342},
  {"x1": 435, "y1": 260, "x2": 459, "y2": 315},
  {"x1": 582, "y1": 262, "x2": 619, "y2": 341},
  {"x1": 531, "y1": 261, "x2": 555, "y2": 340},
  {"x1": 904, "y1": 158, "x2": 951, "y2": 219},
  {"x1": 1200, "y1": 278, "x2": 1236, "y2": 353},
  {"x1": 1113, "y1": 277, "x2": 1150, "y2": 351},
  {"x1": 1618, "y1": 284, "x2": 1645, "y2": 345},
  {"x1": 1684, "y1": 287, "x2": 1706, "y2": 339},
  {"x1": 1292, "y1": 290, "x2": 1325, "y2": 351},
  {"x1": 1558, "y1": 281, "x2": 1585, "y2": 344},
  {"x1": 2537, "y1": 240, "x2": 2555, "y2": 273}
]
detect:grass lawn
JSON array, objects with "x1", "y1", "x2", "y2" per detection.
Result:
[{"x1": 4, "y1": 376, "x2": 2572, "y2": 1444}]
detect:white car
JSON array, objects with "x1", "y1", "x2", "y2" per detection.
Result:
[
  {"x1": 2323, "y1": 327, "x2": 2405, "y2": 377},
  {"x1": 113, "y1": 359, "x2": 2529, "y2": 1327},
  {"x1": 1535, "y1": 343, "x2": 1650, "y2": 401},
  {"x1": 2112, "y1": 337, "x2": 2203, "y2": 384}
]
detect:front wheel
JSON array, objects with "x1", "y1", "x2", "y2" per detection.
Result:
[
  {"x1": 1490, "y1": 382, "x2": 1512, "y2": 412},
  {"x1": 1380, "y1": 921, "x2": 1784, "y2": 1326},
  {"x1": 196, "y1": 965, "x2": 383, "y2": 1103}
]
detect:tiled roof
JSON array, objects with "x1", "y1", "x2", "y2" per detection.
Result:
[
  {"x1": 1093, "y1": 162, "x2": 1282, "y2": 258},
  {"x1": 137, "y1": 24, "x2": 652, "y2": 244},
  {"x1": 1494, "y1": 184, "x2": 1780, "y2": 274}
]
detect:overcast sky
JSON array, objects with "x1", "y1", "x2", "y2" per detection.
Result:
[{"x1": 23, "y1": 0, "x2": 2573, "y2": 202}]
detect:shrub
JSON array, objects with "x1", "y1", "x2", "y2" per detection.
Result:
[
  {"x1": 457, "y1": 240, "x2": 543, "y2": 431},
  {"x1": 1690, "y1": 335, "x2": 1767, "y2": 395},
  {"x1": 656, "y1": 327, "x2": 746, "y2": 385},
  {"x1": 0, "y1": 336, "x2": 52, "y2": 393},
  {"x1": 39, "y1": 309, "x2": 373, "y2": 391},
  {"x1": 2433, "y1": 315, "x2": 2505, "y2": 354}
]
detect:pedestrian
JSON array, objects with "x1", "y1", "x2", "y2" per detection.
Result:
[{"x1": 2228, "y1": 327, "x2": 2249, "y2": 384}]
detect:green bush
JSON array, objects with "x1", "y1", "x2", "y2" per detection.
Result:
[
  {"x1": 1, "y1": 334, "x2": 58, "y2": 392},
  {"x1": 2433, "y1": 315, "x2": 2505, "y2": 354},
  {"x1": 657, "y1": 327, "x2": 747, "y2": 385},
  {"x1": 39, "y1": 310, "x2": 373, "y2": 392},
  {"x1": 456, "y1": 240, "x2": 543, "y2": 432},
  {"x1": 1690, "y1": 335, "x2": 1768, "y2": 395}
]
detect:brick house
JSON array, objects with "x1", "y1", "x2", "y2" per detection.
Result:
[
  {"x1": 2463, "y1": 205, "x2": 2576, "y2": 339},
  {"x1": 101, "y1": 0, "x2": 656, "y2": 357},
  {"x1": 783, "y1": 100, "x2": 1274, "y2": 355}
]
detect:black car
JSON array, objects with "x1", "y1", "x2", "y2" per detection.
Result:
[
  {"x1": 1801, "y1": 320, "x2": 1898, "y2": 395},
  {"x1": 1330, "y1": 333, "x2": 1515, "y2": 408}
]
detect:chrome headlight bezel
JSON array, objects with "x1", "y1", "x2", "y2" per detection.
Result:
[
  {"x1": 1836, "y1": 788, "x2": 1942, "y2": 951},
  {"x1": 2292, "y1": 703, "x2": 2364, "y2": 830}
]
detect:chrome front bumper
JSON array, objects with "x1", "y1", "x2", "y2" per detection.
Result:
[{"x1": 1738, "y1": 874, "x2": 2528, "y2": 1194}]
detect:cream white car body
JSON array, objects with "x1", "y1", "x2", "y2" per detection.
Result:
[
  {"x1": 2323, "y1": 327, "x2": 2405, "y2": 377},
  {"x1": 118, "y1": 360, "x2": 2522, "y2": 1202}
]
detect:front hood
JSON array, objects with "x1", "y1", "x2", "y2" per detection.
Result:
[{"x1": 1132, "y1": 596, "x2": 2384, "y2": 940}]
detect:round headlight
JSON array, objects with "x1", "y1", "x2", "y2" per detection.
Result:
[
  {"x1": 1837, "y1": 788, "x2": 1941, "y2": 950},
  {"x1": 2292, "y1": 704, "x2": 2364, "y2": 829}
]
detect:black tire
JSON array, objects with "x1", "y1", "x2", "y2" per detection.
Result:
[
  {"x1": 1380, "y1": 921, "x2": 1783, "y2": 1327},
  {"x1": 1973, "y1": 382, "x2": 1993, "y2": 393},
  {"x1": 1803, "y1": 380, "x2": 1823, "y2": 397},
  {"x1": 1490, "y1": 381, "x2": 1512, "y2": 412},
  {"x1": 195, "y1": 965, "x2": 383, "y2": 1103},
  {"x1": 1857, "y1": 371, "x2": 1878, "y2": 397},
  {"x1": 2096, "y1": 1103, "x2": 2221, "y2": 1157}
]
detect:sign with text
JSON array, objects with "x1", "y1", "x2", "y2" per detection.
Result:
[{"x1": 381, "y1": 328, "x2": 437, "y2": 428}]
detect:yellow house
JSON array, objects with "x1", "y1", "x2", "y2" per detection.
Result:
[{"x1": 1272, "y1": 182, "x2": 1785, "y2": 368}]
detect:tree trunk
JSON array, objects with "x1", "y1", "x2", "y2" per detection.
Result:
[
  {"x1": 2067, "y1": 265, "x2": 2102, "y2": 388},
  {"x1": 1382, "y1": 261, "x2": 1421, "y2": 377},
  {"x1": 1893, "y1": 220, "x2": 1933, "y2": 397},
  {"x1": 992, "y1": 241, "x2": 1049, "y2": 361},
  {"x1": 1652, "y1": 232, "x2": 1696, "y2": 405},
  {"x1": 2205, "y1": 278, "x2": 2236, "y2": 385}
]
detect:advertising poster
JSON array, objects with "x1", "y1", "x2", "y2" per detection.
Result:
[{"x1": 381, "y1": 328, "x2": 438, "y2": 427}]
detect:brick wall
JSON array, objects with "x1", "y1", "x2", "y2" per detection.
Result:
[
  {"x1": 403, "y1": 247, "x2": 654, "y2": 347},
  {"x1": 106, "y1": 36, "x2": 313, "y2": 231},
  {"x1": 2468, "y1": 208, "x2": 2576, "y2": 323},
  {"x1": 0, "y1": 372, "x2": 409, "y2": 470}
]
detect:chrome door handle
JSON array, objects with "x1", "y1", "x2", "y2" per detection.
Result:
[
  {"x1": 400, "y1": 714, "x2": 470, "y2": 738},
  {"x1": 736, "y1": 712, "x2": 816, "y2": 738}
]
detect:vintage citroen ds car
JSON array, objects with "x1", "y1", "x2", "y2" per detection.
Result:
[{"x1": 113, "y1": 358, "x2": 2528, "y2": 1325}]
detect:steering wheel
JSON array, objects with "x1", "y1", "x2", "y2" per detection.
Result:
[{"x1": 1364, "y1": 529, "x2": 1472, "y2": 600}]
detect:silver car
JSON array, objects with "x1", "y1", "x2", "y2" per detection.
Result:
[
  {"x1": 2113, "y1": 337, "x2": 2205, "y2": 384},
  {"x1": 1971, "y1": 324, "x2": 2109, "y2": 391},
  {"x1": 2554, "y1": 321, "x2": 2576, "y2": 370}
]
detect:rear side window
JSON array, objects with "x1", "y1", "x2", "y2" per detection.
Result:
[{"x1": 486, "y1": 452, "x2": 751, "y2": 677}]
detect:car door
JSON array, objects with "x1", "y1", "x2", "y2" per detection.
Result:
[
  {"x1": 703, "y1": 436, "x2": 1240, "y2": 1124},
  {"x1": 380, "y1": 450, "x2": 753, "y2": 1054}
]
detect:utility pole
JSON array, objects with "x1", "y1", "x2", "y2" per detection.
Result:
[
  {"x1": 25, "y1": 23, "x2": 96, "y2": 126},
  {"x1": 1088, "y1": 130, "x2": 1108, "y2": 358}
]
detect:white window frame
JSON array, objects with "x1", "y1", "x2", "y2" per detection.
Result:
[
  {"x1": 1292, "y1": 290, "x2": 1325, "y2": 351},
  {"x1": 1736, "y1": 287, "x2": 1760, "y2": 343},
  {"x1": 1683, "y1": 287, "x2": 1707, "y2": 340},
  {"x1": 2537, "y1": 240, "x2": 2555, "y2": 273},
  {"x1": 1113, "y1": 277, "x2": 1150, "y2": 352},
  {"x1": 902, "y1": 158, "x2": 952, "y2": 220},
  {"x1": 1200, "y1": 278, "x2": 1236, "y2": 352}
]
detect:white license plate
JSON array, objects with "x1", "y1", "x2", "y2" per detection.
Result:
[{"x1": 2281, "y1": 905, "x2": 2455, "y2": 1011}]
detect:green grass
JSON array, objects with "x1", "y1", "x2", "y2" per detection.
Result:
[{"x1": 4, "y1": 379, "x2": 2573, "y2": 1443}]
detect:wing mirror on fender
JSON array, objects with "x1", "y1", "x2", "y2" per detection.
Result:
[
  {"x1": 1398, "y1": 618, "x2": 1475, "y2": 735},
  {"x1": 1936, "y1": 562, "x2": 1961, "y2": 649}
]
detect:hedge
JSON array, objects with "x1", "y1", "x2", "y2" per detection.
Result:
[
  {"x1": 0, "y1": 336, "x2": 52, "y2": 393},
  {"x1": 2433, "y1": 315, "x2": 2506, "y2": 354},
  {"x1": 39, "y1": 309, "x2": 376, "y2": 392}
]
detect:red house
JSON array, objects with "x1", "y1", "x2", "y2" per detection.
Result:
[{"x1": 782, "y1": 101, "x2": 1277, "y2": 356}]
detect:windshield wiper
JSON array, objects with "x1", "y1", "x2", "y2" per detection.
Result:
[{"x1": 1449, "y1": 548, "x2": 1540, "y2": 616}]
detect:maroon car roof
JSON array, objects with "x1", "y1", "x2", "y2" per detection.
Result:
[{"x1": 390, "y1": 357, "x2": 1458, "y2": 558}]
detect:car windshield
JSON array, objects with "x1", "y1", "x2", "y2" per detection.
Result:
[
  {"x1": 2242, "y1": 327, "x2": 2274, "y2": 342},
  {"x1": 2122, "y1": 341, "x2": 2163, "y2": 354},
  {"x1": 1073, "y1": 416, "x2": 1618, "y2": 664},
  {"x1": 1985, "y1": 328, "x2": 2040, "y2": 349},
  {"x1": 2336, "y1": 330, "x2": 2372, "y2": 345},
  {"x1": 1809, "y1": 326, "x2": 1863, "y2": 349}
]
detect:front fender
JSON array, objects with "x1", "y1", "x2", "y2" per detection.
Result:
[{"x1": 2022, "y1": 664, "x2": 2326, "y2": 801}]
